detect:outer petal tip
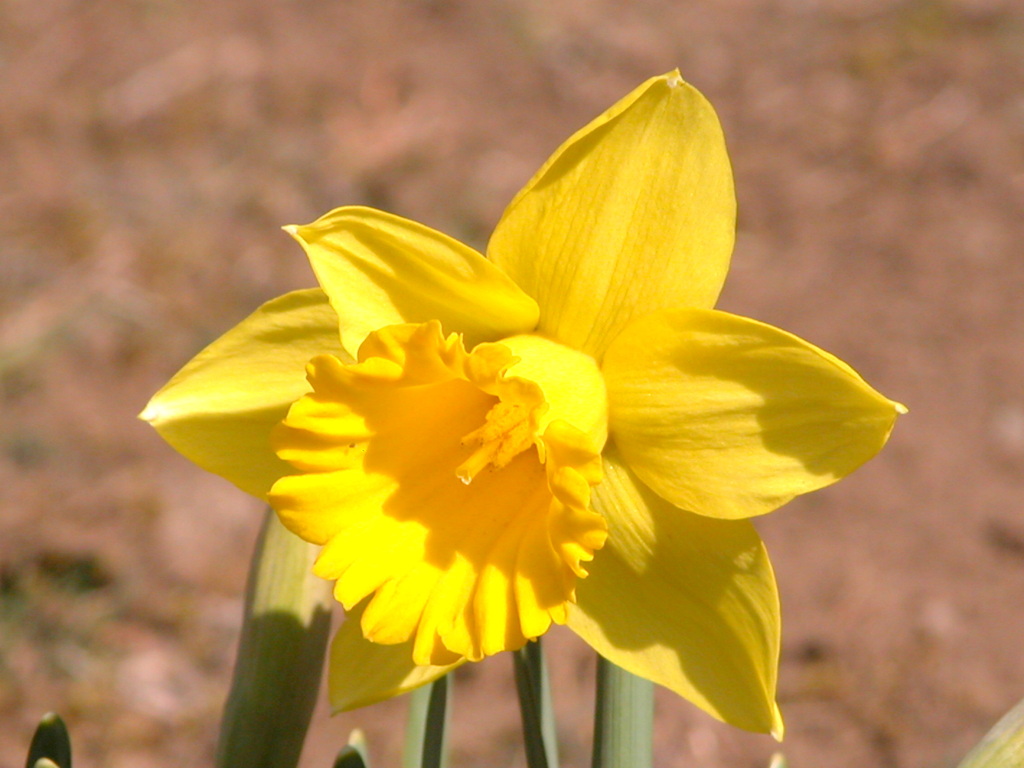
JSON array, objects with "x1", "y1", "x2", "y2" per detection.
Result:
[
  {"x1": 568, "y1": 450, "x2": 781, "y2": 733},
  {"x1": 488, "y1": 70, "x2": 735, "y2": 357},
  {"x1": 604, "y1": 308, "x2": 904, "y2": 520},
  {"x1": 771, "y1": 702, "x2": 785, "y2": 741},
  {"x1": 138, "y1": 402, "x2": 161, "y2": 423},
  {"x1": 288, "y1": 206, "x2": 538, "y2": 355},
  {"x1": 140, "y1": 288, "x2": 343, "y2": 499}
]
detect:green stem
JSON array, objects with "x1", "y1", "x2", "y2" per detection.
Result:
[
  {"x1": 592, "y1": 657, "x2": 653, "y2": 768},
  {"x1": 215, "y1": 509, "x2": 334, "y2": 768},
  {"x1": 404, "y1": 677, "x2": 451, "y2": 768},
  {"x1": 513, "y1": 640, "x2": 559, "y2": 768}
]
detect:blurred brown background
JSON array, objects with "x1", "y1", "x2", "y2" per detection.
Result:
[{"x1": 1, "y1": 0, "x2": 1023, "y2": 766}]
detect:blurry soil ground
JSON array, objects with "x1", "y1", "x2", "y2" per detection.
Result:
[{"x1": 2, "y1": 0, "x2": 1024, "y2": 766}]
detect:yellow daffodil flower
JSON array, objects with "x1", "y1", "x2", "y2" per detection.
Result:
[{"x1": 142, "y1": 71, "x2": 903, "y2": 734}]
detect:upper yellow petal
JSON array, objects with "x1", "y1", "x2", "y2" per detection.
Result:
[
  {"x1": 140, "y1": 288, "x2": 344, "y2": 498},
  {"x1": 287, "y1": 206, "x2": 539, "y2": 356},
  {"x1": 488, "y1": 71, "x2": 735, "y2": 359},
  {"x1": 567, "y1": 448, "x2": 781, "y2": 734},
  {"x1": 603, "y1": 308, "x2": 905, "y2": 519}
]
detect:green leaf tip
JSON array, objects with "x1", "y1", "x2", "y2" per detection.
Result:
[
  {"x1": 332, "y1": 729, "x2": 370, "y2": 768},
  {"x1": 25, "y1": 712, "x2": 72, "y2": 768},
  {"x1": 333, "y1": 746, "x2": 369, "y2": 768},
  {"x1": 956, "y1": 694, "x2": 1024, "y2": 768},
  {"x1": 347, "y1": 728, "x2": 368, "y2": 751}
]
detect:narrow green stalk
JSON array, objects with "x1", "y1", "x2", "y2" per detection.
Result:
[
  {"x1": 421, "y1": 676, "x2": 450, "y2": 768},
  {"x1": 404, "y1": 685, "x2": 432, "y2": 768},
  {"x1": 403, "y1": 677, "x2": 451, "y2": 768},
  {"x1": 513, "y1": 640, "x2": 559, "y2": 768},
  {"x1": 215, "y1": 509, "x2": 334, "y2": 768},
  {"x1": 592, "y1": 657, "x2": 653, "y2": 768}
]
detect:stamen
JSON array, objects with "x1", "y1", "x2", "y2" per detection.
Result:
[{"x1": 456, "y1": 400, "x2": 535, "y2": 484}]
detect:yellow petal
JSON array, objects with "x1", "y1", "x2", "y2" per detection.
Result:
[
  {"x1": 567, "y1": 449, "x2": 782, "y2": 734},
  {"x1": 140, "y1": 289, "x2": 343, "y2": 498},
  {"x1": 604, "y1": 308, "x2": 905, "y2": 520},
  {"x1": 286, "y1": 206, "x2": 539, "y2": 356},
  {"x1": 488, "y1": 71, "x2": 735, "y2": 359},
  {"x1": 269, "y1": 322, "x2": 607, "y2": 665},
  {"x1": 328, "y1": 601, "x2": 463, "y2": 712}
]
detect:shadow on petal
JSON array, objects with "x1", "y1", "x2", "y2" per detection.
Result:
[
  {"x1": 606, "y1": 308, "x2": 903, "y2": 519},
  {"x1": 569, "y1": 448, "x2": 780, "y2": 733}
]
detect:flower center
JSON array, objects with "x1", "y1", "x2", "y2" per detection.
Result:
[
  {"x1": 457, "y1": 400, "x2": 536, "y2": 483},
  {"x1": 499, "y1": 333, "x2": 609, "y2": 454},
  {"x1": 269, "y1": 321, "x2": 609, "y2": 664}
]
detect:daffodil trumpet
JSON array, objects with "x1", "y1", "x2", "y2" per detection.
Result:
[{"x1": 142, "y1": 70, "x2": 903, "y2": 734}]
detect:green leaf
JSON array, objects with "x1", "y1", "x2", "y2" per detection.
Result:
[
  {"x1": 25, "y1": 713, "x2": 71, "y2": 768},
  {"x1": 215, "y1": 510, "x2": 334, "y2": 768},
  {"x1": 513, "y1": 640, "x2": 559, "y2": 768},
  {"x1": 592, "y1": 657, "x2": 653, "y2": 768},
  {"x1": 957, "y1": 695, "x2": 1024, "y2": 768}
]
